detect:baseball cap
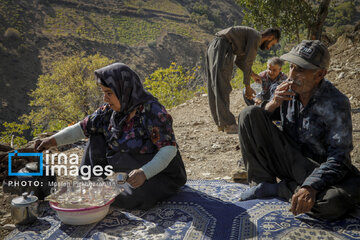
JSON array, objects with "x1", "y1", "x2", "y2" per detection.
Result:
[{"x1": 281, "y1": 40, "x2": 330, "y2": 69}]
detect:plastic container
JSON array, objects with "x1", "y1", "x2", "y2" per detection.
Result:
[
  {"x1": 49, "y1": 198, "x2": 115, "y2": 225},
  {"x1": 251, "y1": 82, "x2": 262, "y2": 95}
]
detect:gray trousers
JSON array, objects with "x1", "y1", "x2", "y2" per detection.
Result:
[
  {"x1": 238, "y1": 105, "x2": 360, "y2": 220},
  {"x1": 205, "y1": 36, "x2": 236, "y2": 127}
]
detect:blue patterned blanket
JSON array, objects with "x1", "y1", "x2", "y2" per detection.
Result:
[{"x1": 6, "y1": 180, "x2": 360, "y2": 240}]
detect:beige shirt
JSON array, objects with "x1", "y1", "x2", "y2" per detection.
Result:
[{"x1": 216, "y1": 26, "x2": 261, "y2": 85}]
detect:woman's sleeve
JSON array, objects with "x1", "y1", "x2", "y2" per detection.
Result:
[
  {"x1": 140, "y1": 145, "x2": 177, "y2": 179},
  {"x1": 53, "y1": 122, "x2": 86, "y2": 146}
]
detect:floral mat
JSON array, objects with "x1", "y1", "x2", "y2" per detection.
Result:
[{"x1": 6, "y1": 180, "x2": 360, "y2": 240}]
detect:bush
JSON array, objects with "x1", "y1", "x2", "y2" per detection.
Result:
[
  {"x1": 21, "y1": 53, "x2": 113, "y2": 135},
  {"x1": 0, "y1": 122, "x2": 29, "y2": 148},
  {"x1": 4, "y1": 27, "x2": 21, "y2": 40},
  {"x1": 198, "y1": 16, "x2": 215, "y2": 31},
  {"x1": 143, "y1": 62, "x2": 199, "y2": 108},
  {"x1": 190, "y1": 13, "x2": 215, "y2": 31},
  {"x1": 192, "y1": 2, "x2": 209, "y2": 15},
  {"x1": 147, "y1": 40, "x2": 157, "y2": 48},
  {"x1": 136, "y1": 8, "x2": 145, "y2": 16}
]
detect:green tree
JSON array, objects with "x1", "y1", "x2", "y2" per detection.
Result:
[
  {"x1": 236, "y1": 0, "x2": 331, "y2": 41},
  {"x1": 22, "y1": 53, "x2": 113, "y2": 135},
  {"x1": 0, "y1": 122, "x2": 29, "y2": 148},
  {"x1": 326, "y1": 1, "x2": 356, "y2": 27},
  {"x1": 143, "y1": 62, "x2": 200, "y2": 108}
]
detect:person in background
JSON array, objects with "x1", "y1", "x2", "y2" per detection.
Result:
[
  {"x1": 205, "y1": 26, "x2": 281, "y2": 134},
  {"x1": 35, "y1": 63, "x2": 187, "y2": 210},
  {"x1": 243, "y1": 57, "x2": 288, "y2": 106},
  {"x1": 238, "y1": 40, "x2": 360, "y2": 220}
]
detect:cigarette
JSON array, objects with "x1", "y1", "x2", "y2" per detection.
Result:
[{"x1": 285, "y1": 78, "x2": 294, "y2": 84}]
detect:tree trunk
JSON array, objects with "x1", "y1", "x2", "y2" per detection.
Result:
[
  {"x1": 296, "y1": 22, "x2": 300, "y2": 43},
  {"x1": 308, "y1": 0, "x2": 331, "y2": 40}
]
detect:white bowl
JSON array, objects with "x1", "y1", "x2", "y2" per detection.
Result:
[{"x1": 49, "y1": 198, "x2": 115, "y2": 225}]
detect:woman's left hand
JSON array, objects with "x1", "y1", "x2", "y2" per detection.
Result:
[{"x1": 127, "y1": 169, "x2": 147, "y2": 188}]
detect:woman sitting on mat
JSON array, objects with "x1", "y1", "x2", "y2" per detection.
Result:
[{"x1": 35, "y1": 62, "x2": 187, "y2": 209}]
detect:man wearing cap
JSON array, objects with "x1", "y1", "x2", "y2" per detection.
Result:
[
  {"x1": 206, "y1": 26, "x2": 280, "y2": 134},
  {"x1": 238, "y1": 40, "x2": 360, "y2": 220}
]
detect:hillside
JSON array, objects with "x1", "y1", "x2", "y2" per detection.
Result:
[
  {"x1": 328, "y1": 28, "x2": 360, "y2": 108},
  {"x1": 1, "y1": 0, "x2": 360, "y2": 132},
  {"x1": 0, "y1": 0, "x2": 243, "y2": 126}
]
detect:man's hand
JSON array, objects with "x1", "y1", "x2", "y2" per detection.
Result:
[
  {"x1": 265, "y1": 80, "x2": 295, "y2": 112},
  {"x1": 290, "y1": 186, "x2": 318, "y2": 216},
  {"x1": 34, "y1": 137, "x2": 57, "y2": 152},
  {"x1": 251, "y1": 72, "x2": 262, "y2": 83},
  {"x1": 127, "y1": 169, "x2": 147, "y2": 188},
  {"x1": 254, "y1": 98, "x2": 262, "y2": 105},
  {"x1": 244, "y1": 85, "x2": 256, "y2": 100}
]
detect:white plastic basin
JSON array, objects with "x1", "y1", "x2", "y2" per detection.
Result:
[{"x1": 49, "y1": 198, "x2": 115, "y2": 225}]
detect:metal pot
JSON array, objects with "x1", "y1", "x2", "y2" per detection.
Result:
[{"x1": 11, "y1": 191, "x2": 39, "y2": 225}]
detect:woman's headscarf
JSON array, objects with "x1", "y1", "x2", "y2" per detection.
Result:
[{"x1": 94, "y1": 63, "x2": 156, "y2": 138}]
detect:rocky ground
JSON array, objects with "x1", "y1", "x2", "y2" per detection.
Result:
[{"x1": 1, "y1": 29, "x2": 360, "y2": 238}]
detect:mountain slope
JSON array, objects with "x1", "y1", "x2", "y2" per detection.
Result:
[{"x1": 0, "y1": 0, "x2": 243, "y2": 127}]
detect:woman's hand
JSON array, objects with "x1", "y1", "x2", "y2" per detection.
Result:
[
  {"x1": 127, "y1": 169, "x2": 147, "y2": 188},
  {"x1": 34, "y1": 137, "x2": 57, "y2": 152}
]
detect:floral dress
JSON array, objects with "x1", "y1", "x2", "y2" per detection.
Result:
[{"x1": 81, "y1": 100, "x2": 177, "y2": 155}]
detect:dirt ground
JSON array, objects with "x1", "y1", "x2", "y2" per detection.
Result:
[
  {"x1": 171, "y1": 90, "x2": 244, "y2": 180},
  {"x1": 1, "y1": 30, "x2": 360, "y2": 238}
]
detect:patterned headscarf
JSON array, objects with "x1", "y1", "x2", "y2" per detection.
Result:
[{"x1": 94, "y1": 63, "x2": 156, "y2": 137}]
